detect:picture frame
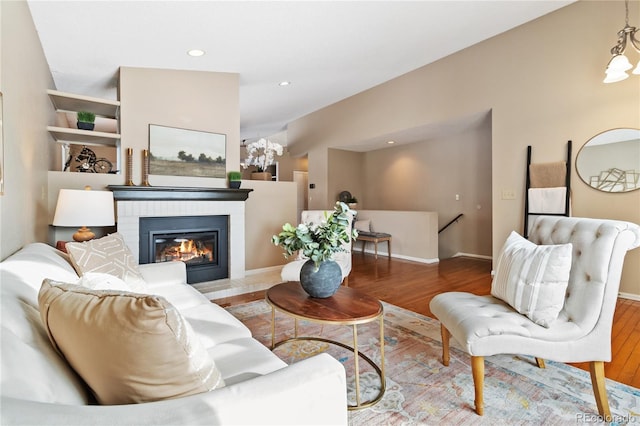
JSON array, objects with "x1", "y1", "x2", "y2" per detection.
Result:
[{"x1": 148, "y1": 124, "x2": 226, "y2": 178}]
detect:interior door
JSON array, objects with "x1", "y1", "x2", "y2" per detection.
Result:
[{"x1": 293, "y1": 171, "x2": 308, "y2": 224}]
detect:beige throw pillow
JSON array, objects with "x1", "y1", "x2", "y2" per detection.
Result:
[
  {"x1": 65, "y1": 233, "x2": 148, "y2": 293},
  {"x1": 491, "y1": 231, "x2": 572, "y2": 328},
  {"x1": 38, "y1": 279, "x2": 224, "y2": 405}
]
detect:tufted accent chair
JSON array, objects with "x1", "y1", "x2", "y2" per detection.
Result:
[
  {"x1": 430, "y1": 216, "x2": 640, "y2": 418},
  {"x1": 280, "y1": 210, "x2": 354, "y2": 285}
]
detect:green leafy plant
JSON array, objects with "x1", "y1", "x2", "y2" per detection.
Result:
[
  {"x1": 272, "y1": 202, "x2": 358, "y2": 270},
  {"x1": 76, "y1": 111, "x2": 96, "y2": 123},
  {"x1": 227, "y1": 171, "x2": 242, "y2": 181}
]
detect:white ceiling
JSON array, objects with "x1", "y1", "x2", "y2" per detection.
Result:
[{"x1": 27, "y1": 0, "x2": 574, "y2": 146}]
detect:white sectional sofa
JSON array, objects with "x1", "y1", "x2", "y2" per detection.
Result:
[{"x1": 1, "y1": 243, "x2": 347, "y2": 425}]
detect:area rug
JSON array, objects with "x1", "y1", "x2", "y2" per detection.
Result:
[{"x1": 225, "y1": 300, "x2": 640, "y2": 425}]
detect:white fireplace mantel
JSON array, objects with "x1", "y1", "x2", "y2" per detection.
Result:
[{"x1": 108, "y1": 186, "x2": 252, "y2": 281}]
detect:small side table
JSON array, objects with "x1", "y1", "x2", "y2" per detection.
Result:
[
  {"x1": 266, "y1": 282, "x2": 385, "y2": 410},
  {"x1": 356, "y1": 231, "x2": 392, "y2": 259}
]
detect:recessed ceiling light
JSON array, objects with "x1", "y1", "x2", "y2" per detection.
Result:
[
  {"x1": 187, "y1": 49, "x2": 205, "y2": 57},
  {"x1": 387, "y1": 140, "x2": 395, "y2": 144},
  {"x1": 278, "y1": 81, "x2": 291, "y2": 87}
]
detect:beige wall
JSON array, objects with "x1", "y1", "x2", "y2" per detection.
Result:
[
  {"x1": 328, "y1": 122, "x2": 494, "y2": 259},
  {"x1": 287, "y1": 1, "x2": 640, "y2": 296},
  {"x1": 275, "y1": 149, "x2": 308, "y2": 182},
  {"x1": 119, "y1": 66, "x2": 240, "y2": 185},
  {"x1": 0, "y1": 1, "x2": 56, "y2": 260},
  {"x1": 242, "y1": 179, "x2": 297, "y2": 270},
  {"x1": 363, "y1": 116, "x2": 492, "y2": 258},
  {"x1": 328, "y1": 149, "x2": 365, "y2": 206},
  {"x1": 355, "y1": 210, "x2": 439, "y2": 262}
]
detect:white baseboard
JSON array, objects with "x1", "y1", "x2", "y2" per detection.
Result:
[
  {"x1": 357, "y1": 248, "x2": 439, "y2": 264},
  {"x1": 393, "y1": 253, "x2": 440, "y2": 264},
  {"x1": 452, "y1": 252, "x2": 492, "y2": 260},
  {"x1": 618, "y1": 292, "x2": 640, "y2": 301}
]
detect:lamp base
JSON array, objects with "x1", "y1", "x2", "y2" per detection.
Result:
[{"x1": 72, "y1": 226, "x2": 96, "y2": 242}]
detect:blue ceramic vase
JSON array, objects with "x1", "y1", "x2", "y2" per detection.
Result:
[{"x1": 299, "y1": 259, "x2": 342, "y2": 298}]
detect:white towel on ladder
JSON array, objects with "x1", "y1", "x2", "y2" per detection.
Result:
[{"x1": 528, "y1": 187, "x2": 567, "y2": 214}]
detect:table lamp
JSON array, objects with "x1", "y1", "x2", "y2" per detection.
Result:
[{"x1": 53, "y1": 186, "x2": 115, "y2": 242}]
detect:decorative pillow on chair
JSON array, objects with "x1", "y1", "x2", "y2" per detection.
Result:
[
  {"x1": 65, "y1": 233, "x2": 148, "y2": 293},
  {"x1": 491, "y1": 231, "x2": 572, "y2": 327},
  {"x1": 38, "y1": 279, "x2": 224, "y2": 405},
  {"x1": 354, "y1": 220, "x2": 371, "y2": 232}
]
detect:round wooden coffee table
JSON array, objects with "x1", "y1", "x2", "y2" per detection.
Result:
[{"x1": 265, "y1": 281, "x2": 385, "y2": 410}]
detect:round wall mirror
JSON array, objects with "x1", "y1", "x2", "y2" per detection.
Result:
[{"x1": 576, "y1": 128, "x2": 640, "y2": 193}]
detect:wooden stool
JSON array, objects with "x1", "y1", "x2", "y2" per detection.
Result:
[{"x1": 356, "y1": 232, "x2": 392, "y2": 259}]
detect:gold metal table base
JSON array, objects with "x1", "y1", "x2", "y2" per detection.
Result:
[{"x1": 270, "y1": 311, "x2": 386, "y2": 411}]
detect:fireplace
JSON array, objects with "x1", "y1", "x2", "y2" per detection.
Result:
[
  {"x1": 139, "y1": 215, "x2": 229, "y2": 284},
  {"x1": 109, "y1": 185, "x2": 252, "y2": 281}
]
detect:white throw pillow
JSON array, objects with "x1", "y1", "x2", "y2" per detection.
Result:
[
  {"x1": 354, "y1": 220, "x2": 371, "y2": 232},
  {"x1": 491, "y1": 231, "x2": 572, "y2": 327},
  {"x1": 76, "y1": 272, "x2": 132, "y2": 292}
]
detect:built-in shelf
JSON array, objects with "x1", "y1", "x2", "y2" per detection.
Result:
[
  {"x1": 47, "y1": 89, "x2": 120, "y2": 118},
  {"x1": 47, "y1": 90, "x2": 121, "y2": 173},
  {"x1": 47, "y1": 126, "x2": 120, "y2": 147},
  {"x1": 47, "y1": 89, "x2": 121, "y2": 148}
]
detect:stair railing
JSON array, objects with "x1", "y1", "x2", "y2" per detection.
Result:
[{"x1": 439, "y1": 213, "x2": 464, "y2": 234}]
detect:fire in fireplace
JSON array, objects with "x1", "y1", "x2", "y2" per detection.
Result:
[
  {"x1": 154, "y1": 233, "x2": 216, "y2": 264},
  {"x1": 139, "y1": 215, "x2": 228, "y2": 284}
]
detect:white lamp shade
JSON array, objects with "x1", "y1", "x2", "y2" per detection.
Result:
[
  {"x1": 607, "y1": 54, "x2": 633, "y2": 72},
  {"x1": 603, "y1": 69, "x2": 629, "y2": 83},
  {"x1": 53, "y1": 189, "x2": 115, "y2": 227},
  {"x1": 633, "y1": 60, "x2": 640, "y2": 75}
]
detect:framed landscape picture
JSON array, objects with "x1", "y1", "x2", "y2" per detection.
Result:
[{"x1": 149, "y1": 124, "x2": 226, "y2": 178}]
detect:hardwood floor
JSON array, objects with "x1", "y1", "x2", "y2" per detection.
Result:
[{"x1": 214, "y1": 254, "x2": 640, "y2": 389}]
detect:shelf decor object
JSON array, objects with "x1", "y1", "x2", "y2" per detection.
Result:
[
  {"x1": 52, "y1": 186, "x2": 115, "y2": 242},
  {"x1": 142, "y1": 149, "x2": 151, "y2": 187},
  {"x1": 242, "y1": 138, "x2": 282, "y2": 180},
  {"x1": 76, "y1": 111, "x2": 96, "y2": 131},
  {"x1": 125, "y1": 148, "x2": 134, "y2": 186}
]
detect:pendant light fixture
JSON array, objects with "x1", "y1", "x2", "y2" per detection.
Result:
[{"x1": 604, "y1": 0, "x2": 640, "y2": 83}]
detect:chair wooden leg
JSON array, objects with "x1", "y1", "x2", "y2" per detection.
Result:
[
  {"x1": 471, "y1": 356, "x2": 485, "y2": 416},
  {"x1": 343, "y1": 275, "x2": 349, "y2": 287},
  {"x1": 440, "y1": 324, "x2": 450, "y2": 366},
  {"x1": 589, "y1": 361, "x2": 611, "y2": 420},
  {"x1": 535, "y1": 358, "x2": 546, "y2": 369}
]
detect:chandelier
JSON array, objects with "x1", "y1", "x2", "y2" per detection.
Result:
[{"x1": 604, "y1": 0, "x2": 640, "y2": 83}]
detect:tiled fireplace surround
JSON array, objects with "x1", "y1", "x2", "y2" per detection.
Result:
[{"x1": 109, "y1": 186, "x2": 251, "y2": 281}]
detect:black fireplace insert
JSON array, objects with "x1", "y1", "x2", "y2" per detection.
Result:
[{"x1": 139, "y1": 215, "x2": 229, "y2": 284}]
